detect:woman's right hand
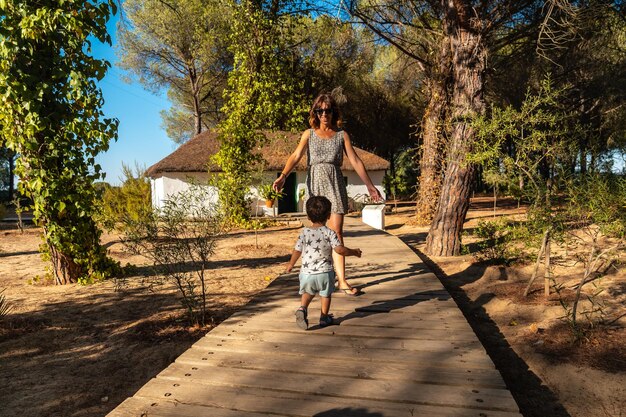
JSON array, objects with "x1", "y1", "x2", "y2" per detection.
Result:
[{"x1": 272, "y1": 175, "x2": 285, "y2": 192}]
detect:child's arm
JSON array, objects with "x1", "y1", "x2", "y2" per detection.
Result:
[
  {"x1": 285, "y1": 250, "x2": 302, "y2": 273},
  {"x1": 334, "y1": 245, "x2": 362, "y2": 258}
]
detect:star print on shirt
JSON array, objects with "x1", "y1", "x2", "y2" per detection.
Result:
[{"x1": 294, "y1": 226, "x2": 341, "y2": 274}]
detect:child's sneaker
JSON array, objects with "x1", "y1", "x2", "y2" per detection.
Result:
[
  {"x1": 319, "y1": 313, "x2": 334, "y2": 327},
  {"x1": 295, "y1": 307, "x2": 308, "y2": 330}
]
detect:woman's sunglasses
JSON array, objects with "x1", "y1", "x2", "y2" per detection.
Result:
[{"x1": 313, "y1": 108, "x2": 333, "y2": 116}]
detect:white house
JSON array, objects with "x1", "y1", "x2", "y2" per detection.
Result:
[{"x1": 145, "y1": 130, "x2": 389, "y2": 215}]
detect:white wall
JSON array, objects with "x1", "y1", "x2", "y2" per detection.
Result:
[
  {"x1": 151, "y1": 172, "x2": 217, "y2": 210},
  {"x1": 151, "y1": 169, "x2": 387, "y2": 214},
  {"x1": 345, "y1": 171, "x2": 387, "y2": 202}
]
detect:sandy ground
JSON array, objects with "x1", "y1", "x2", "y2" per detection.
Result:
[
  {"x1": 0, "y1": 200, "x2": 624, "y2": 417},
  {"x1": 0, "y1": 221, "x2": 301, "y2": 417}
]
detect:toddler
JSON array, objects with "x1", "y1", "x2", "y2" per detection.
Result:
[{"x1": 285, "y1": 196, "x2": 362, "y2": 329}]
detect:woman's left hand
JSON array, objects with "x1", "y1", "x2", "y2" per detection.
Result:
[{"x1": 367, "y1": 185, "x2": 383, "y2": 203}]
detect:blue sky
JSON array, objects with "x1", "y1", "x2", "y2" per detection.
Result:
[{"x1": 92, "y1": 12, "x2": 176, "y2": 186}]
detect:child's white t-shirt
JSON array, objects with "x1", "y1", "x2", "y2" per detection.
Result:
[{"x1": 295, "y1": 226, "x2": 341, "y2": 274}]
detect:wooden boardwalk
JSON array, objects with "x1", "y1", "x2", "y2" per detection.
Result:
[{"x1": 108, "y1": 219, "x2": 521, "y2": 417}]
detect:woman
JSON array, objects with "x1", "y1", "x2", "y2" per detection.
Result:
[{"x1": 273, "y1": 93, "x2": 382, "y2": 295}]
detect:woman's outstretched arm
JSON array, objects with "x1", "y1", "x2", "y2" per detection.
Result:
[
  {"x1": 343, "y1": 131, "x2": 383, "y2": 202},
  {"x1": 272, "y1": 130, "x2": 310, "y2": 192}
]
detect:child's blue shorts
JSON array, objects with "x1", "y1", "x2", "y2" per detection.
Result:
[{"x1": 299, "y1": 270, "x2": 335, "y2": 297}]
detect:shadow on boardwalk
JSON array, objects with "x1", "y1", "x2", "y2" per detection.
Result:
[
  {"x1": 314, "y1": 409, "x2": 384, "y2": 417},
  {"x1": 397, "y1": 232, "x2": 572, "y2": 417}
]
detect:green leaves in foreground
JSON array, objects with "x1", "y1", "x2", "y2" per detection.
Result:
[{"x1": 0, "y1": 1, "x2": 120, "y2": 284}]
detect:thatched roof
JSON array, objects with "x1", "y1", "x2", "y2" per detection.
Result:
[{"x1": 146, "y1": 129, "x2": 390, "y2": 177}]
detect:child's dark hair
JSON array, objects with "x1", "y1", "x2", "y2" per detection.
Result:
[{"x1": 306, "y1": 196, "x2": 332, "y2": 223}]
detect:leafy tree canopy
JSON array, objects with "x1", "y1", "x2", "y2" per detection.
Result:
[
  {"x1": 118, "y1": 0, "x2": 233, "y2": 142},
  {"x1": 0, "y1": 0, "x2": 120, "y2": 284}
]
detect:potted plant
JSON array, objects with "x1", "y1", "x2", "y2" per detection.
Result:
[
  {"x1": 297, "y1": 187, "x2": 306, "y2": 212},
  {"x1": 258, "y1": 183, "x2": 284, "y2": 208}
]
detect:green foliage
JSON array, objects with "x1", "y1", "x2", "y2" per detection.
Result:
[
  {"x1": 565, "y1": 173, "x2": 626, "y2": 239},
  {"x1": 470, "y1": 76, "x2": 582, "y2": 258},
  {"x1": 97, "y1": 163, "x2": 152, "y2": 231},
  {"x1": 296, "y1": 15, "x2": 417, "y2": 157},
  {"x1": 214, "y1": 0, "x2": 307, "y2": 226},
  {"x1": 472, "y1": 218, "x2": 520, "y2": 265},
  {"x1": 120, "y1": 185, "x2": 223, "y2": 326},
  {"x1": 383, "y1": 148, "x2": 419, "y2": 200},
  {"x1": 0, "y1": 0, "x2": 120, "y2": 284},
  {"x1": 471, "y1": 77, "x2": 578, "y2": 203},
  {"x1": 118, "y1": 0, "x2": 232, "y2": 142},
  {"x1": 257, "y1": 183, "x2": 284, "y2": 202}
]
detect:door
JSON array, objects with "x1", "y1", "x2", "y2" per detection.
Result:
[{"x1": 277, "y1": 172, "x2": 297, "y2": 213}]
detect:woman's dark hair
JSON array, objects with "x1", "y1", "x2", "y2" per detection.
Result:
[
  {"x1": 306, "y1": 196, "x2": 332, "y2": 223},
  {"x1": 308, "y1": 93, "x2": 342, "y2": 129}
]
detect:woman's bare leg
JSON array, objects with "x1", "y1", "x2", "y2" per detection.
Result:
[{"x1": 328, "y1": 213, "x2": 358, "y2": 294}]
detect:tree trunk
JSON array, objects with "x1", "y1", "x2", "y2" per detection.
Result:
[
  {"x1": 424, "y1": 0, "x2": 486, "y2": 257},
  {"x1": 185, "y1": 62, "x2": 203, "y2": 136},
  {"x1": 414, "y1": 34, "x2": 451, "y2": 225},
  {"x1": 8, "y1": 151, "x2": 15, "y2": 200},
  {"x1": 44, "y1": 227, "x2": 82, "y2": 285},
  {"x1": 544, "y1": 235, "x2": 551, "y2": 297},
  {"x1": 414, "y1": 78, "x2": 448, "y2": 225},
  {"x1": 192, "y1": 87, "x2": 202, "y2": 135}
]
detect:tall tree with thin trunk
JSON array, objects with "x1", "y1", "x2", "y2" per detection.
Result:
[
  {"x1": 118, "y1": 0, "x2": 232, "y2": 143},
  {"x1": 424, "y1": 0, "x2": 487, "y2": 256},
  {"x1": 349, "y1": 0, "x2": 542, "y2": 241}
]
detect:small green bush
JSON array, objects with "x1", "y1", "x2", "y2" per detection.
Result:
[
  {"x1": 473, "y1": 218, "x2": 518, "y2": 264},
  {"x1": 97, "y1": 164, "x2": 151, "y2": 231},
  {"x1": 120, "y1": 184, "x2": 223, "y2": 326}
]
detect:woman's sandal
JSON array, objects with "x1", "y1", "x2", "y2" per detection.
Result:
[{"x1": 338, "y1": 286, "x2": 359, "y2": 296}]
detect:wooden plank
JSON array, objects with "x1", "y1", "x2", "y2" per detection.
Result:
[
  {"x1": 255, "y1": 290, "x2": 453, "y2": 303},
  {"x1": 231, "y1": 304, "x2": 470, "y2": 322},
  {"x1": 276, "y1": 281, "x2": 450, "y2": 295},
  {"x1": 128, "y1": 380, "x2": 522, "y2": 417},
  {"x1": 107, "y1": 396, "x2": 278, "y2": 417},
  {"x1": 175, "y1": 347, "x2": 507, "y2": 389},
  {"x1": 200, "y1": 327, "x2": 484, "y2": 353},
  {"x1": 216, "y1": 307, "x2": 472, "y2": 337},
  {"x1": 189, "y1": 338, "x2": 495, "y2": 369},
  {"x1": 224, "y1": 305, "x2": 474, "y2": 327},
  {"x1": 106, "y1": 219, "x2": 521, "y2": 417},
  {"x1": 210, "y1": 314, "x2": 477, "y2": 340},
  {"x1": 239, "y1": 298, "x2": 465, "y2": 315},
  {"x1": 153, "y1": 363, "x2": 520, "y2": 412}
]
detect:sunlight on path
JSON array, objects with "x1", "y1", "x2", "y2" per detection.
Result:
[{"x1": 107, "y1": 218, "x2": 521, "y2": 417}]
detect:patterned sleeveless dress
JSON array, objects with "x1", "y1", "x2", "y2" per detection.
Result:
[{"x1": 306, "y1": 129, "x2": 349, "y2": 214}]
